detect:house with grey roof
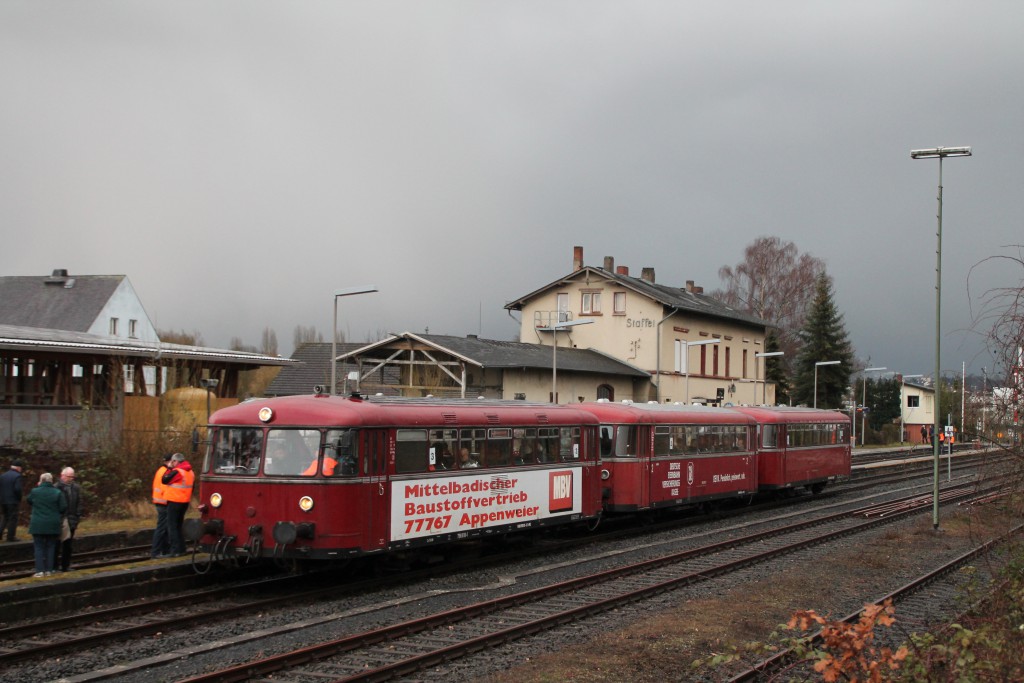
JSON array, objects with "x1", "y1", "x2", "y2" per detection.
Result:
[
  {"x1": 504, "y1": 246, "x2": 774, "y2": 405},
  {"x1": 0, "y1": 269, "x2": 294, "y2": 455}
]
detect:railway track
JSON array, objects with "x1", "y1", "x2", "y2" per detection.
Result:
[
  {"x1": 0, "y1": 543, "x2": 154, "y2": 580},
  {"x1": 152, "y1": 480, "x2": 997, "y2": 682}
]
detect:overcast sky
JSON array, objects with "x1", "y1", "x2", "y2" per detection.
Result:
[{"x1": 2, "y1": 2, "x2": 1020, "y2": 379}]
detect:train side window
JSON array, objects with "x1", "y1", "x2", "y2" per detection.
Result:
[
  {"x1": 395, "y1": 429, "x2": 429, "y2": 473},
  {"x1": 560, "y1": 426, "x2": 580, "y2": 461},
  {"x1": 537, "y1": 427, "x2": 559, "y2": 463},
  {"x1": 762, "y1": 424, "x2": 778, "y2": 449},
  {"x1": 653, "y1": 426, "x2": 670, "y2": 456},
  {"x1": 325, "y1": 429, "x2": 358, "y2": 476},
  {"x1": 459, "y1": 428, "x2": 486, "y2": 468},
  {"x1": 487, "y1": 428, "x2": 513, "y2": 467},
  {"x1": 430, "y1": 429, "x2": 458, "y2": 470},
  {"x1": 514, "y1": 427, "x2": 538, "y2": 464}
]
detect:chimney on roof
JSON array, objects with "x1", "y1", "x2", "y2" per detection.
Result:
[
  {"x1": 573, "y1": 246, "x2": 584, "y2": 272},
  {"x1": 616, "y1": 265, "x2": 629, "y2": 276},
  {"x1": 641, "y1": 267, "x2": 655, "y2": 284},
  {"x1": 52, "y1": 269, "x2": 68, "y2": 278},
  {"x1": 694, "y1": 285, "x2": 703, "y2": 294},
  {"x1": 603, "y1": 256, "x2": 614, "y2": 271},
  {"x1": 685, "y1": 280, "x2": 694, "y2": 291}
]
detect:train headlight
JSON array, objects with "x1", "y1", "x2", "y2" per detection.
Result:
[
  {"x1": 299, "y1": 496, "x2": 314, "y2": 512},
  {"x1": 601, "y1": 469, "x2": 611, "y2": 481},
  {"x1": 210, "y1": 492, "x2": 223, "y2": 508},
  {"x1": 258, "y1": 406, "x2": 274, "y2": 423}
]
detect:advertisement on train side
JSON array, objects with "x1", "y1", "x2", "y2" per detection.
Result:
[{"x1": 390, "y1": 468, "x2": 581, "y2": 541}]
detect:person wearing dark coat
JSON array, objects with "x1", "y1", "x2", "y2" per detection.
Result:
[
  {"x1": 27, "y1": 473, "x2": 67, "y2": 576},
  {"x1": 0, "y1": 460, "x2": 25, "y2": 542},
  {"x1": 56, "y1": 467, "x2": 83, "y2": 572}
]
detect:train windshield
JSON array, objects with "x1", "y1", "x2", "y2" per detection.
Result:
[
  {"x1": 264, "y1": 429, "x2": 321, "y2": 476},
  {"x1": 599, "y1": 425, "x2": 636, "y2": 457},
  {"x1": 208, "y1": 427, "x2": 263, "y2": 475}
]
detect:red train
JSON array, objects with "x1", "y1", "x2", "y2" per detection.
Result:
[{"x1": 184, "y1": 395, "x2": 849, "y2": 564}]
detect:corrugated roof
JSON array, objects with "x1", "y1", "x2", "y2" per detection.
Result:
[
  {"x1": 0, "y1": 324, "x2": 295, "y2": 366},
  {"x1": 505, "y1": 266, "x2": 770, "y2": 328},
  {"x1": 0, "y1": 273, "x2": 124, "y2": 331}
]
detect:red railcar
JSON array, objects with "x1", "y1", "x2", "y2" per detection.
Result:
[
  {"x1": 186, "y1": 395, "x2": 602, "y2": 561},
  {"x1": 580, "y1": 401, "x2": 758, "y2": 512},
  {"x1": 730, "y1": 406, "x2": 851, "y2": 494}
]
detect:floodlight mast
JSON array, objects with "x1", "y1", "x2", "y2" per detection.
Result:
[{"x1": 911, "y1": 144, "x2": 971, "y2": 531}]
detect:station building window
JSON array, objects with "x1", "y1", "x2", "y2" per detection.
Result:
[
  {"x1": 613, "y1": 292, "x2": 626, "y2": 315},
  {"x1": 581, "y1": 291, "x2": 601, "y2": 315}
]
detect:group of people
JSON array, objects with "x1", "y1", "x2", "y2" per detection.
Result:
[
  {"x1": 151, "y1": 452, "x2": 194, "y2": 558},
  {"x1": 0, "y1": 460, "x2": 83, "y2": 577}
]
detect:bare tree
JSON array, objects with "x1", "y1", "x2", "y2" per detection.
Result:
[
  {"x1": 969, "y1": 246, "x2": 1024, "y2": 447},
  {"x1": 260, "y1": 327, "x2": 278, "y2": 356},
  {"x1": 714, "y1": 236, "x2": 826, "y2": 362},
  {"x1": 158, "y1": 329, "x2": 205, "y2": 347},
  {"x1": 293, "y1": 325, "x2": 324, "y2": 348}
]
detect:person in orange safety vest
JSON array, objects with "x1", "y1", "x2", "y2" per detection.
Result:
[
  {"x1": 150, "y1": 453, "x2": 173, "y2": 558},
  {"x1": 161, "y1": 453, "x2": 194, "y2": 557}
]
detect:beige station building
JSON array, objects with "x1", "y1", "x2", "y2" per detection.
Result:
[{"x1": 505, "y1": 246, "x2": 774, "y2": 405}]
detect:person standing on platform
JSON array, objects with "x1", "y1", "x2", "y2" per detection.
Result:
[
  {"x1": 0, "y1": 460, "x2": 24, "y2": 542},
  {"x1": 161, "y1": 453, "x2": 194, "y2": 557},
  {"x1": 151, "y1": 454, "x2": 173, "y2": 558},
  {"x1": 56, "y1": 467, "x2": 82, "y2": 572},
  {"x1": 27, "y1": 472, "x2": 66, "y2": 577}
]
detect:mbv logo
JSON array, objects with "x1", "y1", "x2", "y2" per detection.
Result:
[{"x1": 548, "y1": 470, "x2": 574, "y2": 513}]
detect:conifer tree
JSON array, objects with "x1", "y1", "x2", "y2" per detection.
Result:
[
  {"x1": 764, "y1": 329, "x2": 790, "y2": 405},
  {"x1": 792, "y1": 274, "x2": 854, "y2": 408}
]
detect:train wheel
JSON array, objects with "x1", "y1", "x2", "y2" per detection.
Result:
[{"x1": 809, "y1": 482, "x2": 826, "y2": 495}]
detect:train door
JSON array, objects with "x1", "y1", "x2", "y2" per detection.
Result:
[
  {"x1": 638, "y1": 425, "x2": 652, "y2": 509},
  {"x1": 361, "y1": 429, "x2": 388, "y2": 550}
]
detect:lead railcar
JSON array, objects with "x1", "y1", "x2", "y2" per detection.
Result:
[{"x1": 185, "y1": 395, "x2": 602, "y2": 563}]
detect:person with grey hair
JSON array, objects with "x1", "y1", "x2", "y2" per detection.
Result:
[
  {"x1": 27, "y1": 472, "x2": 66, "y2": 577},
  {"x1": 56, "y1": 466, "x2": 83, "y2": 572}
]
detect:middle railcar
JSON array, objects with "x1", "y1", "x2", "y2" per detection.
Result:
[
  {"x1": 187, "y1": 395, "x2": 603, "y2": 561},
  {"x1": 579, "y1": 401, "x2": 759, "y2": 512}
]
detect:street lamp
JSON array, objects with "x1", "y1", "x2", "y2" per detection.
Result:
[
  {"x1": 199, "y1": 378, "x2": 220, "y2": 423},
  {"x1": 331, "y1": 286, "x2": 378, "y2": 396},
  {"x1": 813, "y1": 360, "x2": 840, "y2": 409},
  {"x1": 911, "y1": 144, "x2": 971, "y2": 531},
  {"x1": 898, "y1": 374, "x2": 924, "y2": 443},
  {"x1": 755, "y1": 351, "x2": 784, "y2": 405},
  {"x1": 684, "y1": 338, "x2": 721, "y2": 404},
  {"x1": 537, "y1": 319, "x2": 593, "y2": 403},
  {"x1": 860, "y1": 367, "x2": 887, "y2": 446}
]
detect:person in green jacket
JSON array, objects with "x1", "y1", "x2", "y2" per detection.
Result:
[{"x1": 27, "y1": 473, "x2": 67, "y2": 577}]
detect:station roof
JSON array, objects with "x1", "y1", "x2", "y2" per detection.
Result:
[
  {"x1": 342, "y1": 332, "x2": 651, "y2": 377},
  {"x1": 504, "y1": 265, "x2": 770, "y2": 329},
  {"x1": 0, "y1": 324, "x2": 295, "y2": 367}
]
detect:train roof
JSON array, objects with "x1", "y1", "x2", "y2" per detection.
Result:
[
  {"x1": 209, "y1": 394, "x2": 599, "y2": 428},
  {"x1": 729, "y1": 405, "x2": 850, "y2": 424},
  {"x1": 579, "y1": 400, "x2": 756, "y2": 425}
]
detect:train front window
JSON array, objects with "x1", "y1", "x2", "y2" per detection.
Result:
[
  {"x1": 209, "y1": 427, "x2": 263, "y2": 475},
  {"x1": 599, "y1": 426, "x2": 614, "y2": 457},
  {"x1": 615, "y1": 425, "x2": 636, "y2": 457},
  {"x1": 264, "y1": 429, "x2": 321, "y2": 476}
]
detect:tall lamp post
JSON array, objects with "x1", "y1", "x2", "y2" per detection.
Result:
[
  {"x1": 911, "y1": 144, "x2": 972, "y2": 530},
  {"x1": 199, "y1": 378, "x2": 220, "y2": 423},
  {"x1": 860, "y1": 367, "x2": 887, "y2": 446},
  {"x1": 755, "y1": 351, "x2": 784, "y2": 405},
  {"x1": 537, "y1": 319, "x2": 593, "y2": 403},
  {"x1": 331, "y1": 286, "x2": 378, "y2": 396},
  {"x1": 814, "y1": 360, "x2": 840, "y2": 409},
  {"x1": 899, "y1": 374, "x2": 924, "y2": 443},
  {"x1": 684, "y1": 338, "x2": 720, "y2": 404}
]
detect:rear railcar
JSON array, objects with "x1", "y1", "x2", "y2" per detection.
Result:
[
  {"x1": 580, "y1": 401, "x2": 758, "y2": 513},
  {"x1": 185, "y1": 395, "x2": 602, "y2": 564},
  {"x1": 732, "y1": 406, "x2": 851, "y2": 494}
]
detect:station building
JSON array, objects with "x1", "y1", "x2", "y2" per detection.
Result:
[{"x1": 504, "y1": 247, "x2": 774, "y2": 405}]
